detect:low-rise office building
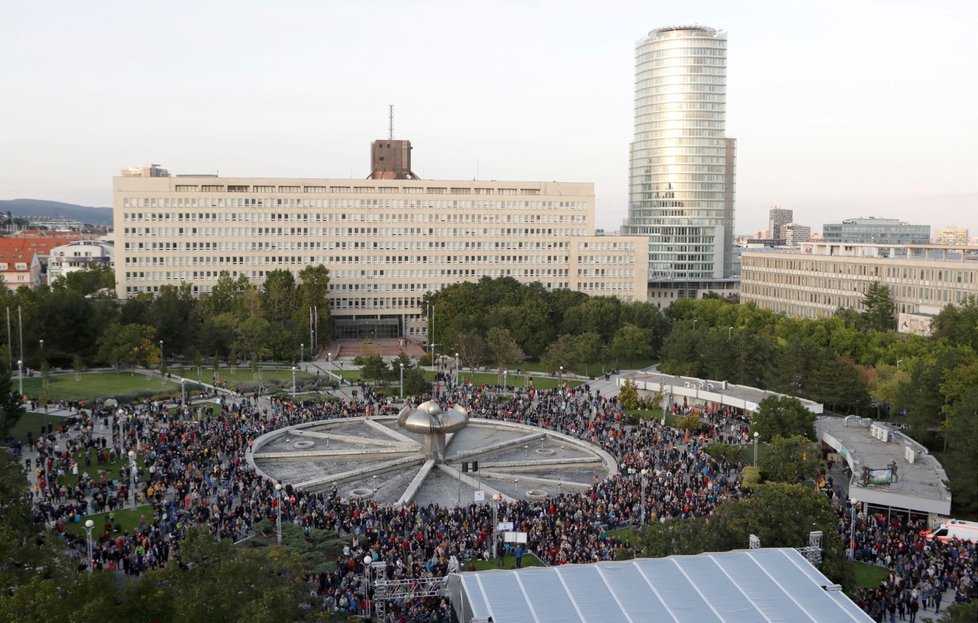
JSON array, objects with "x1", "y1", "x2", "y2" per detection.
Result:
[
  {"x1": 740, "y1": 242, "x2": 978, "y2": 334},
  {"x1": 114, "y1": 143, "x2": 648, "y2": 339}
]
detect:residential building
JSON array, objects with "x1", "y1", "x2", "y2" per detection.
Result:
[
  {"x1": 47, "y1": 239, "x2": 114, "y2": 283},
  {"x1": 768, "y1": 206, "x2": 793, "y2": 240},
  {"x1": 934, "y1": 226, "x2": 969, "y2": 246},
  {"x1": 822, "y1": 217, "x2": 930, "y2": 245},
  {"x1": 782, "y1": 222, "x2": 811, "y2": 246},
  {"x1": 0, "y1": 233, "x2": 85, "y2": 289},
  {"x1": 621, "y1": 25, "x2": 738, "y2": 300},
  {"x1": 113, "y1": 144, "x2": 648, "y2": 339},
  {"x1": 740, "y1": 242, "x2": 978, "y2": 335}
]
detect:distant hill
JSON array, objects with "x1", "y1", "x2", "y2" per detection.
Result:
[{"x1": 0, "y1": 199, "x2": 113, "y2": 226}]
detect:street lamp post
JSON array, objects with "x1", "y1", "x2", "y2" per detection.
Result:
[
  {"x1": 503, "y1": 369, "x2": 508, "y2": 391},
  {"x1": 128, "y1": 450, "x2": 137, "y2": 508},
  {"x1": 291, "y1": 366, "x2": 297, "y2": 397},
  {"x1": 327, "y1": 352, "x2": 332, "y2": 376},
  {"x1": 399, "y1": 362, "x2": 404, "y2": 399},
  {"x1": 692, "y1": 319, "x2": 698, "y2": 331},
  {"x1": 300, "y1": 343, "x2": 304, "y2": 365},
  {"x1": 455, "y1": 352, "x2": 460, "y2": 385},
  {"x1": 753, "y1": 431, "x2": 760, "y2": 467},
  {"x1": 640, "y1": 469, "x2": 648, "y2": 526},
  {"x1": 559, "y1": 366, "x2": 563, "y2": 386},
  {"x1": 514, "y1": 478, "x2": 519, "y2": 499},
  {"x1": 16, "y1": 359, "x2": 22, "y2": 397},
  {"x1": 84, "y1": 519, "x2": 95, "y2": 573},
  {"x1": 849, "y1": 499, "x2": 858, "y2": 560},
  {"x1": 727, "y1": 326, "x2": 734, "y2": 340},
  {"x1": 159, "y1": 340, "x2": 164, "y2": 384},
  {"x1": 275, "y1": 483, "x2": 283, "y2": 545}
]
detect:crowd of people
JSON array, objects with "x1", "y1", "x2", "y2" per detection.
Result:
[{"x1": 18, "y1": 377, "x2": 977, "y2": 622}]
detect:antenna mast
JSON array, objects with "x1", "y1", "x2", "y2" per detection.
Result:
[{"x1": 388, "y1": 105, "x2": 394, "y2": 140}]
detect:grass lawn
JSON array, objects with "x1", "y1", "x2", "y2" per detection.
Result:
[
  {"x1": 852, "y1": 561, "x2": 888, "y2": 588},
  {"x1": 22, "y1": 371, "x2": 180, "y2": 403},
  {"x1": 62, "y1": 506, "x2": 154, "y2": 538},
  {"x1": 201, "y1": 367, "x2": 314, "y2": 385},
  {"x1": 421, "y1": 370, "x2": 581, "y2": 391},
  {"x1": 7, "y1": 412, "x2": 66, "y2": 444},
  {"x1": 57, "y1": 449, "x2": 147, "y2": 489},
  {"x1": 334, "y1": 369, "x2": 362, "y2": 382},
  {"x1": 470, "y1": 551, "x2": 546, "y2": 571}
]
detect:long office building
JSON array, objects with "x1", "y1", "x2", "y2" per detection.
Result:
[
  {"x1": 621, "y1": 25, "x2": 738, "y2": 300},
  {"x1": 740, "y1": 242, "x2": 978, "y2": 334},
  {"x1": 822, "y1": 217, "x2": 930, "y2": 245},
  {"x1": 113, "y1": 144, "x2": 648, "y2": 339}
]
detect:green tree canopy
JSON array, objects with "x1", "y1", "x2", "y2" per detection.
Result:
[{"x1": 751, "y1": 396, "x2": 816, "y2": 441}]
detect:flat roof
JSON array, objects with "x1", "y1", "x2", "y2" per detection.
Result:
[
  {"x1": 817, "y1": 416, "x2": 951, "y2": 516},
  {"x1": 627, "y1": 371, "x2": 823, "y2": 414},
  {"x1": 449, "y1": 548, "x2": 871, "y2": 623}
]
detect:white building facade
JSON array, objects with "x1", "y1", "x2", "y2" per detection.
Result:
[
  {"x1": 114, "y1": 173, "x2": 648, "y2": 339},
  {"x1": 47, "y1": 239, "x2": 114, "y2": 283},
  {"x1": 740, "y1": 242, "x2": 978, "y2": 334}
]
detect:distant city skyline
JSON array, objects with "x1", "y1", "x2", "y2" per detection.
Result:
[{"x1": 1, "y1": 1, "x2": 975, "y2": 237}]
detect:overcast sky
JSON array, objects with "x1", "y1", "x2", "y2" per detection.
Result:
[{"x1": 1, "y1": 0, "x2": 975, "y2": 237}]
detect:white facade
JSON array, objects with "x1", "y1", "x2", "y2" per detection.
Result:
[
  {"x1": 114, "y1": 174, "x2": 648, "y2": 339},
  {"x1": 622, "y1": 25, "x2": 736, "y2": 284},
  {"x1": 740, "y1": 243, "x2": 978, "y2": 332},
  {"x1": 47, "y1": 239, "x2": 114, "y2": 283}
]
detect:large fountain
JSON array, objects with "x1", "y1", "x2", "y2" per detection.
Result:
[{"x1": 247, "y1": 402, "x2": 617, "y2": 506}]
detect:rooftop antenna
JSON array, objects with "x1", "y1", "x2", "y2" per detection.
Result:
[{"x1": 388, "y1": 104, "x2": 394, "y2": 140}]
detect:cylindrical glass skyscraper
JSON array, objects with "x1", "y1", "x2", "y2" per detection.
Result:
[{"x1": 622, "y1": 26, "x2": 736, "y2": 287}]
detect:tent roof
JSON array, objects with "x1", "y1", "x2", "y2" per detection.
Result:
[{"x1": 452, "y1": 548, "x2": 871, "y2": 623}]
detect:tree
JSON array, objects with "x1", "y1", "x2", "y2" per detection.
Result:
[
  {"x1": 359, "y1": 353, "x2": 389, "y2": 383},
  {"x1": 618, "y1": 379, "x2": 639, "y2": 410},
  {"x1": 758, "y1": 435, "x2": 819, "y2": 483},
  {"x1": 452, "y1": 331, "x2": 487, "y2": 368},
  {"x1": 939, "y1": 360, "x2": 978, "y2": 514},
  {"x1": 96, "y1": 324, "x2": 159, "y2": 373},
  {"x1": 232, "y1": 315, "x2": 272, "y2": 372},
  {"x1": 609, "y1": 324, "x2": 654, "y2": 362},
  {"x1": 861, "y1": 281, "x2": 895, "y2": 332},
  {"x1": 0, "y1": 364, "x2": 25, "y2": 439},
  {"x1": 486, "y1": 327, "x2": 525, "y2": 367},
  {"x1": 751, "y1": 396, "x2": 816, "y2": 441}
]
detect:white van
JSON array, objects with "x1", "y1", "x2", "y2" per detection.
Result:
[{"x1": 922, "y1": 519, "x2": 978, "y2": 543}]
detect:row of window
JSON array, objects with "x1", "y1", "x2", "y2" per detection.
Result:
[{"x1": 123, "y1": 197, "x2": 585, "y2": 211}]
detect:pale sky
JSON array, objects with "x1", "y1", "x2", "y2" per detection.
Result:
[{"x1": 1, "y1": 0, "x2": 976, "y2": 237}]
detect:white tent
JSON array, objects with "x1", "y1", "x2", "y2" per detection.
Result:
[{"x1": 448, "y1": 548, "x2": 871, "y2": 623}]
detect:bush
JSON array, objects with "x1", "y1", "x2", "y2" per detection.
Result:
[
  {"x1": 704, "y1": 443, "x2": 742, "y2": 466},
  {"x1": 742, "y1": 466, "x2": 762, "y2": 489}
]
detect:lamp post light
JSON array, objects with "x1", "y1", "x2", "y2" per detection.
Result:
[
  {"x1": 399, "y1": 362, "x2": 404, "y2": 399},
  {"x1": 559, "y1": 365, "x2": 563, "y2": 386},
  {"x1": 128, "y1": 450, "x2": 137, "y2": 508},
  {"x1": 752, "y1": 431, "x2": 760, "y2": 467},
  {"x1": 327, "y1": 352, "x2": 332, "y2": 376},
  {"x1": 275, "y1": 483, "x2": 283, "y2": 545},
  {"x1": 300, "y1": 343, "x2": 304, "y2": 365},
  {"x1": 291, "y1": 366, "x2": 297, "y2": 397},
  {"x1": 849, "y1": 499, "x2": 859, "y2": 560},
  {"x1": 16, "y1": 359, "x2": 22, "y2": 397},
  {"x1": 727, "y1": 326, "x2": 734, "y2": 340},
  {"x1": 84, "y1": 519, "x2": 95, "y2": 573},
  {"x1": 640, "y1": 469, "x2": 649, "y2": 526}
]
